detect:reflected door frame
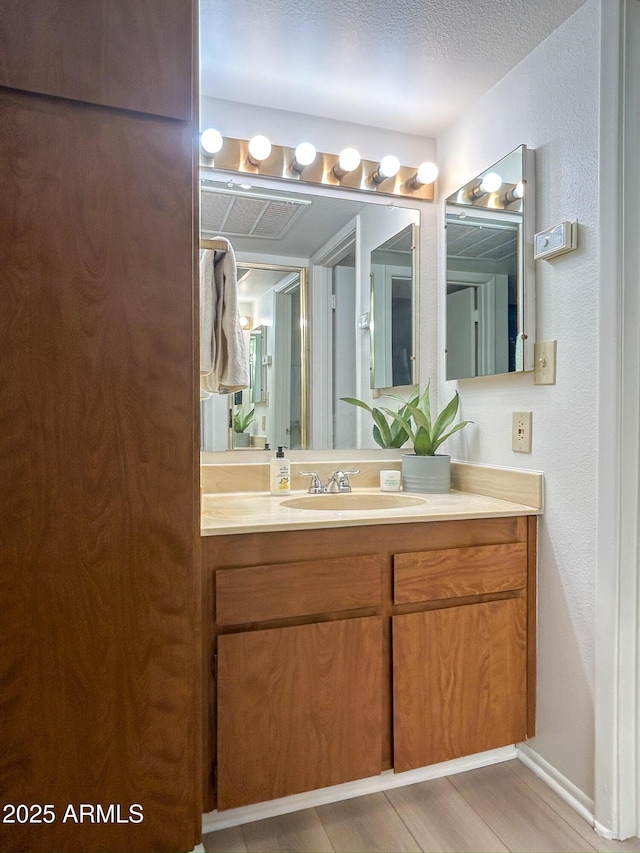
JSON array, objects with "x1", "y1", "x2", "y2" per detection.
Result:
[{"x1": 310, "y1": 222, "x2": 358, "y2": 448}]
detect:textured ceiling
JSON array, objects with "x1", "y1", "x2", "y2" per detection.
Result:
[{"x1": 200, "y1": 0, "x2": 588, "y2": 137}]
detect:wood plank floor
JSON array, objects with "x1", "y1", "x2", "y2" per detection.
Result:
[{"x1": 202, "y1": 761, "x2": 640, "y2": 853}]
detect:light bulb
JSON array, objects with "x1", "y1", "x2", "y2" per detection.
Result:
[
  {"x1": 480, "y1": 171, "x2": 503, "y2": 193},
  {"x1": 406, "y1": 160, "x2": 439, "y2": 190},
  {"x1": 416, "y1": 161, "x2": 438, "y2": 184},
  {"x1": 292, "y1": 142, "x2": 317, "y2": 172},
  {"x1": 379, "y1": 155, "x2": 400, "y2": 179},
  {"x1": 334, "y1": 147, "x2": 361, "y2": 178},
  {"x1": 503, "y1": 179, "x2": 525, "y2": 205},
  {"x1": 247, "y1": 135, "x2": 272, "y2": 164},
  {"x1": 200, "y1": 128, "x2": 223, "y2": 156}
]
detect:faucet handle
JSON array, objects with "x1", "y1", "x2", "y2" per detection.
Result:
[
  {"x1": 329, "y1": 469, "x2": 360, "y2": 492},
  {"x1": 300, "y1": 471, "x2": 325, "y2": 494}
]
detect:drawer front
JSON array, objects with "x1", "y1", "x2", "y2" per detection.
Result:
[
  {"x1": 394, "y1": 542, "x2": 527, "y2": 604},
  {"x1": 216, "y1": 555, "x2": 382, "y2": 625}
]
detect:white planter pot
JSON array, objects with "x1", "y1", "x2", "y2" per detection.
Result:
[
  {"x1": 233, "y1": 432, "x2": 251, "y2": 448},
  {"x1": 401, "y1": 453, "x2": 451, "y2": 494}
]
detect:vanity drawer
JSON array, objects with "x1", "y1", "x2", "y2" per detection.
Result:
[
  {"x1": 216, "y1": 555, "x2": 382, "y2": 626},
  {"x1": 393, "y1": 542, "x2": 527, "y2": 604}
]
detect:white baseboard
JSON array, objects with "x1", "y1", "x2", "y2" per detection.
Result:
[
  {"x1": 516, "y1": 743, "x2": 596, "y2": 828},
  {"x1": 202, "y1": 745, "x2": 516, "y2": 833}
]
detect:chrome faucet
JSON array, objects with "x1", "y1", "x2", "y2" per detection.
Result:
[
  {"x1": 300, "y1": 469, "x2": 360, "y2": 494},
  {"x1": 326, "y1": 469, "x2": 360, "y2": 493}
]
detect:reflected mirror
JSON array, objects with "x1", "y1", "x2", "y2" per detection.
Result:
[
  {"x1": 370, "y1": 224, "x2": 416, "y2": 389},
  {"x1": 445, "y1": 145, "x2": 535, "y2": 379},
  {"x1": 199, "y1": 175, "x2": 420, "y2": 451},
  {"x1": 249, "y1": 325, "x2": 266, "y2": 404}
]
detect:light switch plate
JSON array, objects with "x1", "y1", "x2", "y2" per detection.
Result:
[
  {"x1": 534, "y1": 221, "x2": 578, "y2": 260},
  {"x1": 512, "y1": 411, "x2": 533, "y2": 453},
  {"x1": 534, "y1": 340, "x2": 557, "y2": 385}
]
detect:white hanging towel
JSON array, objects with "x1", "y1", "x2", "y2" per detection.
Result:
[{"x1": 200, "y1": 238, "x2": 249, "y2": 397}]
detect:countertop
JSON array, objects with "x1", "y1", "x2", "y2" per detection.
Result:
[{"x1": 201, "y1": 487, "x2": 542, "y2": 536}]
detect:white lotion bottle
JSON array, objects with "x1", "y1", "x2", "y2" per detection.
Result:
[{"x1": 270, "y1": 446, "x2": 291, "y2": 495}]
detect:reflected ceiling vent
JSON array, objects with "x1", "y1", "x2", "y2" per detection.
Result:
[
  {"x1": 201, "y1": 185, "x2": 311, "y2": 240},
  {"x1": 446, "y1": 221, "x2": 518, "y2": 263}
]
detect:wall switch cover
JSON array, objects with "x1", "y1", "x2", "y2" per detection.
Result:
[
  {"x1": 534, "y1": 340, "x2": 557, "y2": 385},
  {"x1": 534, "y1": 221, "x2": 578, "y2": 260},
  {"x1": 512, "y1": 411, "x2": 533, "y2": 453}
]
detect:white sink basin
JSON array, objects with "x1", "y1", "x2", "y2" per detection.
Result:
[{"x1": 281, "y1": 493, "x2": 426, "y2": 511}]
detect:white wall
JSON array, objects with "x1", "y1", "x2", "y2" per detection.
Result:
[
  {"x1": 201, "y1": 97, "x2": 436, "y2": 167},
  {"x1": 437, "y1": 0, "x2": 602, "y2": 799}
]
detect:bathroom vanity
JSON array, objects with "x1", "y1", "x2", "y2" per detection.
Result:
[{"x1": 200, "y1": 461, "x2": 541, "y2": 814}]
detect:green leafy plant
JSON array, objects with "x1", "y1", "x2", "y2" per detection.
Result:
[
  {"x1": 342, "y1": 384, "x2": 471, "y2": 454},
  {"x1": 339, "y1": 396, "x2": 412, "y2": 449},
  {"x1": 233, "y1": 404, "x2": 255, "y2": 434},
  {"x1": 383, "y1": 383, "x2": 471, "y2": 455}
]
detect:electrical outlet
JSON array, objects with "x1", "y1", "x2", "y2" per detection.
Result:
[{"x1": 512, "y1": 411, "x2": 533, "y2": 453}]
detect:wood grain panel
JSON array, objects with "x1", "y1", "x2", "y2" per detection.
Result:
[
  {"x1": 393, "y1": 542, "x2": 527, "y2": 604},
  {"x1": 0, "y1": 83, "x2": 199, "y2": 852},
  {"x1": 217, "y1": 617, "x2": 382, "y2": 810},
  {"x1": 0, "y1": 0, "x2": 194, "y2": 119},
  {"x1": 203, "y1": 516, "x2": 525, "y2": 572},
  {"x1": 216, "y1": 555, "x2": 382, "y2": 625},
  {"x1": 393, "y1": 599, "x2": 527, "y2": 773}
]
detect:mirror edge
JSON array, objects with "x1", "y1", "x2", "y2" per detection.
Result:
[{"x1": 522, "y1": 145, "x2": 536, "y2": 371}]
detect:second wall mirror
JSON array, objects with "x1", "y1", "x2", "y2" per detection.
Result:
[{"x1": 445, "y1": 145, "x2": 535, "y2": 380}]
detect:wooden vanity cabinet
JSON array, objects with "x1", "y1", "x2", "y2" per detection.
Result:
[
  {"x1": 392, "y1": 539, "x2": 530, "y2": 772},
  {"x1": 212, "y1": 552, "x2": 384, "y2": 810},
  {"x1": 202, "y1": 516, "x2": 536, "y2": 812}
]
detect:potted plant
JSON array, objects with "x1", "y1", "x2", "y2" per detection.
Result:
[
  {"x1": 339, "y1": 396, "x2": 412, "y2": 449},
  {"x1": 382, "y1": 383, "x2": 471, "y2": 493},
  {"x1": 233, "y1": 403, "x2": 255, "y2": 448}
]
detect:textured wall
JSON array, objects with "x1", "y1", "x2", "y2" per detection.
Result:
[{"x1": 437, "y1": 0, "x2": 601, "y2": 798}]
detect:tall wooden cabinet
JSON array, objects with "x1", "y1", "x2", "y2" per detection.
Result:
[{"x1": 0, "y1": 4, "x2": 200, "y2": 852}]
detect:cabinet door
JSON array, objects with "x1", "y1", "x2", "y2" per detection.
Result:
[
  {"x1": 217, "y1": 616, "x2": 382, "y2": 810},
  {"x1": 393, "y1": 599, "x2": 527, "y2": 773}
]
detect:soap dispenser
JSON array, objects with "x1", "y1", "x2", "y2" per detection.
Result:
[{"x1": 270, "y1": 446, "x2": 291, "y2": 495}]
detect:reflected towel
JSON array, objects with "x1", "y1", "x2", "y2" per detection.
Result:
[{"x1": 200, "y1": 239, "x2": 249, "y2": 397}]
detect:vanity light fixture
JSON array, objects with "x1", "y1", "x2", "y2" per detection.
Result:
[
  {"x1": 199, "y1": 134, "x2": 436, "y2": 200},
  {"x1": 247, "y1": 135, "x2": 272, "y2": 165},
  {"x1": 292, "y1": 142, "x2": 317, "y2": 172},
  {"x1": 239, "y1": 315, "x2": 253, "y2": 330},
  {"x1": 371, "y1": 154, "x2": 401, "y2": 184},
  {"x1": 406, "y1": 160, "x2": 439, "y2": 190},
  {"x1": 200, "y1": 128, "x2": 224, "y2": 157},
  {"x1": 333, "y1": 147, "x2": 361, "y2": 179}
]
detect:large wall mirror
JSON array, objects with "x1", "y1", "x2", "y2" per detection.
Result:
[
  {"x1": 445, "y1": 145, "x2": 535, "y2": 379},
  {"x1": 200, "y1": 174, "x2": 420, "y2": 451}
]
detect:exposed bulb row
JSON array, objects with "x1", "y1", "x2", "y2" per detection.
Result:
[{"x1": 200, "y1": 129, "x2": 439, "y2": 189}]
